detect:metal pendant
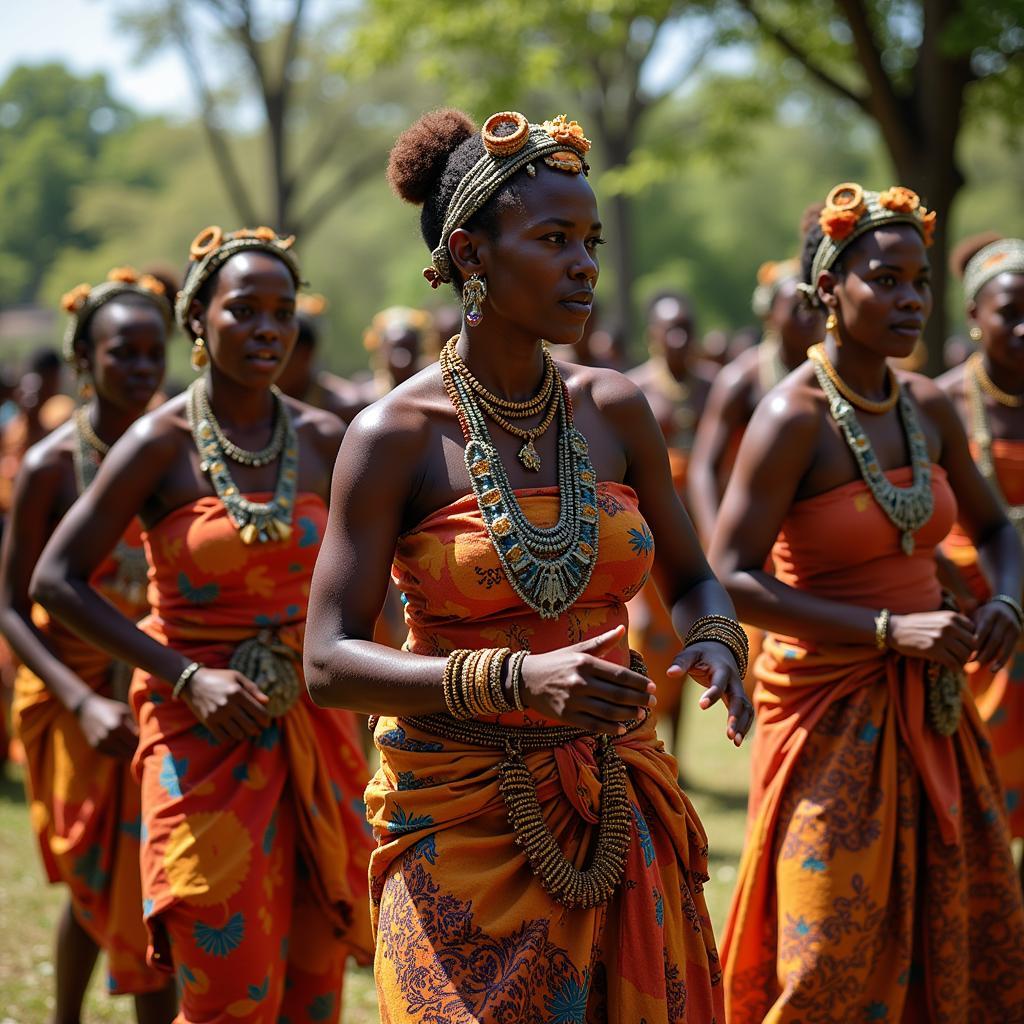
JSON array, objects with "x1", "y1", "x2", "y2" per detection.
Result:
[
  {"x1": 901, "y1": 531, "x2": 915, "y2": 556},
  {"x1": 518, "y1": 439, "x2": 541, "y2": 471}
]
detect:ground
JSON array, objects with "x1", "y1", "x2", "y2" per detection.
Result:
[{"x1": 0, "y1": 699, "x2": 750, "y2": 1022}]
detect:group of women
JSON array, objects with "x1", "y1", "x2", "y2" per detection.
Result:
[{"x1": 1, "y1": 103, "x2": 1023, "y2": 1024}]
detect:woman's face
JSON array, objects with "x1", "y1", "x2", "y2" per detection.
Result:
[
  {"x1": 195, "y1": 251, "x2": 298, "y2": 386},
  {"x1": 973, "y1": 272, "x2": 1024, "y2": 375},
  {"x1": 769, "y1": 278, "x2": 824, "y2": 362},
  {"x1": 823, "y1": 224, "x2": 932, "y2": 360},
  {"x1": 470, "y1": 167, "x2": 602, "y2": 346},
  {"x1": 648, "y1": 296, "x2": 696, "y2": 377},
  {"x1": 84, "y1": 299, "x2": 167, "y2": 413}
]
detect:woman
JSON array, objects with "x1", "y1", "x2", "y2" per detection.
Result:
[
  {"x1": 938, "y1": 233, "x2": 1024, "y2": 881},
  {"x1": 303, "y1": 108, "x2": 753, "y2": 1023},
  {"x1": 687, "y1": 257, "x2": 824, "y2": 545},
  {"x1": 709, "y1": 183, "x2": 1024, "y2": 1021},
  {"x1": 32, "y1": 227, "x2": 373, "y2": 1023},
  {"x1": 0, "y1": 268, "x2": 176, "y2": 1023}
]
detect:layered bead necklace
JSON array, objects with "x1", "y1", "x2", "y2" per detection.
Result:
[
  {"x1": 965, "y1": 352, "x2": 1024, "y2": 541},
  {"x1": 187, "y1": 378, "x2": 298, "y2": 544},
  {"x1": 808, "y1": 343, "x2": 933, "y2": 555},
  {"x1": 440, "y1": 337, "x2": 599, "y2": 619}
]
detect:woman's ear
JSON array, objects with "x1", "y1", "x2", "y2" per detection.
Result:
[
  {"x1": 188, "y1": 297, "x2": 206, "y2": 341},
  {"x1": 448, "y1": 228, "x2": 486, "y2": 282},
  {"x1": 817, "y1": 270, "x2": 839, "y2": 314}
]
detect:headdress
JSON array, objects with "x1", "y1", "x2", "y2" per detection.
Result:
[
  {"x1": 60, "y1": 267, "x2": 172, "y2": 360},
  {"x1": 800, "y1": 183, "x2": 937, "y2": 304},
  {"x1": 424, "y1": 111, "x2": 592, "y2": 288},
  {"x1": 963, "y1": 238, "x2": 1024, "y2": 302},
  {"x1": 176, "y1": 225, "x2": 302, "y2": 336},
  {"x1": 363, "y1": 305, "x2": 437, "y2": 352},
  {"x1": 296, "y1": 292, "x2": 328, "y2": 317},
  {"x1": 752, "y1": 258, "x2": 800, "y2": 319}
]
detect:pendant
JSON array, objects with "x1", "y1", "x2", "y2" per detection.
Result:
[
  {"x1": 901, "y1": 531, "x2": 915, "y2": 556},
  {"x1": 518, "y1": 439, "x2": 541, "y2": 471}
]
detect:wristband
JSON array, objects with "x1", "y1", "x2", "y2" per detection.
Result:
[
  {"x1": 71, "y1": 690, "x2": 94, "y2": 717},
  {"x1": 874, "y1": 608, "x2": 891, "y2": 651},
  {"x1": 991, "y1": 594, "x2": 1024, "y2": 628},
  {"x1": 172, "y1": 661, "x2": 202, "y2": 699}
]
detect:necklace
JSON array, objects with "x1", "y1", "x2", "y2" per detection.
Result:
[
  {"x1": 968, "y1": 351, "x2": 1024, "y2": 409},
  {"x1": 811, "y1": 356, "x2": 933, "y2": 555},
  {"x1": 193, "y1": 377, "x2": 288, "y2": 466},
  {"x1": 442, "y1": 339, "x2": 558, "y2": 470},
  {"x1": 965, "y1": 359, "x2": 1024, "y2": 541},
  {"x1": 808, "y1": 343, "x2": 899, "y2": 414},
  {"x1": 441, "y1": 350, "x2": 600, "y2": 620},
  {"x1": 187, "y1": 379, "x2": 299, "y2": 545}
]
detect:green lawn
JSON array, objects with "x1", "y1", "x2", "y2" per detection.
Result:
[{"x1": 0, "y1": 701, "x2": 750, "y2": 1022}]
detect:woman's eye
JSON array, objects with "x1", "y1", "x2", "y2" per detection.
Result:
[
  {"x1": 876, "y1": 275, "x2": 896, "y2": 287},
  {"x1": 229, "y1": 305, "x2": 251, "y2": 318},
  {"x1": 543, "y1": 233, "x2": 566, "y2": 245},
  {"x1": 586, "y1": 237, "x2": 606, "y2": 251}
]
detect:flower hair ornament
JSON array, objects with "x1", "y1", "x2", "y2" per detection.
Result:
[
  {"x1": 61, "y1": 267, "x2": 172, "y2": 361},
  {"x1": 175, "y1": 225, "x2": 302, "y2": 336},
  {"x1": 800, "y1": 183, "x2": 937, "y2": 306},
  {"x1": 963, "y1": 238, "x2": 1024, "y2": 302},
  {"x1": 423, "y1": 111, "x2": 592, "y2": 290},
  {"x1": 752, "y1": 258, "x2": 801, "y2": 319}
]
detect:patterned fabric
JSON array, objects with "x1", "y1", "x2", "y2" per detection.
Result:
[
  {"x1": 721, "y1": 465, "x2": 1024, "y2": 1022},
  {"x1": 943, "y1": 438, "x2": 1024, "y2": 836},
  {"x1": 370, "y1": 482, "x2": 725, "y2": 1022},
  {"x1": 131, "y1": 493, "x2": 373, "y2": 1022},
  {"x1": 12, "y1": 521, "x2": 165, "y2": 995}
]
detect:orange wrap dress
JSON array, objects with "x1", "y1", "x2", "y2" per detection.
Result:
[
  {"x1": 943, "y1": 438, "x2": 1024, "y2": 837},
  {"x1": 131, "y1": 493, "x2": 373, "y2": 1023},
  {"x1": 721, "y1": 466, "x2": 1024, "y2": 1022},
  {"x1": 367, "y1": 482, "x2": 726, "y2": 1023},
  {"x1": 12, "y1": 521, "x2": 164, "y2": 995}
]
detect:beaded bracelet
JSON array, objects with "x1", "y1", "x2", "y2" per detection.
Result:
[
  {"x1": 172, "y1": 661, "x2": 202, "y2": 699},
  {"x1": 507, "y1": 649, "x2": 528, "y2": 711},
  {"x1": 443, "y1": 648, "x2": 514, "y2": 719},
  {"x1": 874, "y1": 608, "x2": 891, "y2": 650},
  {"x1": 992, "y1": 594, "x2": 1024, "y2": 628},
  {"x1": 684, "y1": 615, "x2": 750, "y2": 678}
]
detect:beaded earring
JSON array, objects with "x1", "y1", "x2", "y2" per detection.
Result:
[
  {"x1": 191, "y1": 337, "x2": 209, "y2": 372},
  {"x1": 462, "y1": 274, "x2": 487, "y2": 327}
]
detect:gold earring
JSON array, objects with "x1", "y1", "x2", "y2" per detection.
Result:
[
  {"x1": 76, "y1": 365, "x2": 94, "y2": 401},
  {"x1": 191, "y1": 337, "x2": 209, "y2": 371},
  {"x1": 826, "y1": 312, "x2": 837, "y2": 333},
  {"x1": 969, "y1": 325, "x2": 983, "y2": 343},
  {"x1": 461, "y1": 274, "x2": 487, "y2": 327}
]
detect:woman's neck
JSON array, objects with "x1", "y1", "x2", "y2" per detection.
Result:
[
  {"x1": 982, "y1": 350, "x2": 1024, "y2": 397},
  {"x1": 826, "y1": 336, "x2": 892, "y2": 402},
  {"x1": 456, "y1": 326, "x2": 547, "y2": 402},
  {"x1": 204, "y1": 367, "x2": 276, "y2": 429},
  {"x1": 90, "y1": 397, "x2": 144, "y2": 447}
]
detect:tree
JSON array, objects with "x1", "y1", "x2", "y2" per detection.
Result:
[{"x1": 732, "y1": 0, "x2": 1024, "y2": 366}]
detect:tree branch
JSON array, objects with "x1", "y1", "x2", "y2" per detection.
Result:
[{"x1": 290, "y1": 148, "x2": 383, "y2": 238}]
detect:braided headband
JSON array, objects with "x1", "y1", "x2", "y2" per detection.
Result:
[
  {"x1": 800, "y1": 183, "x2": 937, "y2": 305},
  {"x1": 176, "y1": 225, "x2": 302, "y2": 335},
  {"x1": 424, "y1": 111, "x2": 591, "y2": 288},
  {"x1": 963, "y1": 238, "x2": 1024, "y2": 302},
  {"x1": 752, "y1": 258, "x2": 800, "y2": 318},
  {"x1": 61, "y1": 268, "x2": 172, "y2": 360}
]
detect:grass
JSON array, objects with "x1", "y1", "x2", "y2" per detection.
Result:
[{"x1": 0, "y1": 700, "x2": 749, "y2": 1022}]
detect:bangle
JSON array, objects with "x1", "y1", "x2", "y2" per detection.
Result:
[
  {"x1": 507, "y1": 650, "x2": 528, "y2": 711},
  {"x1": 874, "y1": 608, "x2": 891, "y2": 651},
  {"x1": 71, "y1": 690, "x2": 94, "y2": 717},
  {"x1": 991, "y1": 594, "x2": 1024, "y2": 628},
  {"x1": 172, "y1": 661, "x2": 202, "y2": 700},
  {"x1": 684, "y1": 615, "x2": 750, "y2": 678}
]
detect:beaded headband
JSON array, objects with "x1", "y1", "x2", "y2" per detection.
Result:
[
  {"x1": 61, "y1": 267, "x2": 172, "y2": 360},
  {"x1": 963, "y1": 238, "x2": 1024, "y2": 302},
  {"x1": 176, "y1": 225, "x2": 302, "y2": 336},
  {"x1": 424, "y1": 111, "x2": 592, "y2": 288},
  {"x1": 800, "y1": 183, "x2": 937, "y2": 304},
  {"x1": 752, "y1": 258, "x2": 800, "y2": 318}
]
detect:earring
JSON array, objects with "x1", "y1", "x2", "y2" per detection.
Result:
[
  {"x1": 461, "y1": 274, "x2": 487, "y2": 327},
  {"x1": 969, "y1": 325, "x2": 983, "y2": 343},
  {"x1": 826, "y1": 312, "x2": 837, "y2": 333},
  {"x1": 191, "y1": 337, "x2": 209, "y2": 371},
  {"x1": 76, "y1": 367, "x2": 94, "y2": 401}
]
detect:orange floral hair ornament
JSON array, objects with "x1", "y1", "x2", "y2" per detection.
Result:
[
  {"x1": 482, "y1": 111, "x2": 531, "y2": 157},
  {"x1": 296, "y1": 292, "x2": 328, "y2": 317},
  {"x1": 176, "y1": 225, "x2": 303, "y2": 337}
]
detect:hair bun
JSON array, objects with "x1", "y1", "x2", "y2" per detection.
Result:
[
  {"x1": 387, "y1": 109, "x2": 476, "y2": 206},
  {"x1": 950, "y1": 230, "x2": 1003, "y2": 280}
]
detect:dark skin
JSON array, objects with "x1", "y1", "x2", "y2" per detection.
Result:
[
  {"x1": 0, "y1": 298, "x2": 176, "y2": 1024},
  {"x1": 32, "y1": 252, "x2": 344, "y2": 745},
  {"x1": 304, "y1": 166, "x2": 752, "y2": 746},
  {"x1": 710, "y1": 225, "x2": 1023, "y2": 675},
  {"x1": 688, "y1": 279, "x2": 825, "y2": 543}
]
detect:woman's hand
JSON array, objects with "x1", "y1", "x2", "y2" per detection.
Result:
[
  {"x1": 179, "y1": 667, "x2": 271, "y2": 742},
  {"x1": 518, "y1": 625, "x2": 657, "y2": 735},
  {"x1": 77, "y1": 694, "x2": 139, "y2": 759},
  {"x1": 888, "y1": 611, "x2": 977, "y2": 671},
  {"x1": 970, "y1": 600, "x2": 1022, "y2": 672},
  {"x1": 668, "y1": 641, "x2": 752, "y2": 747}
]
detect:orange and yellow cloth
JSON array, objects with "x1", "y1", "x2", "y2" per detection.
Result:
[
  {"x1": 131, "y1": 493, "x2": 373, "y2": 1022},
  {"x1": 943, "y1": 437, "x2": 1024, "y2": 837},
  {"x1": 368, "y1": 483, "x2": 726, "y2": 1022},
  {"x1": 12, "y1": 521, "x2": 164, "y2": 995},
  {"x1": 721, "y1": 466, "x2": 1024, "y2": 1022}
]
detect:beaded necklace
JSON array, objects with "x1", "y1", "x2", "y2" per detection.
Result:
[
  {"x1": 187, "y1": 378, "x2": 298, "y2": 545},
  {"x1": 440, "y1": 345, "x2": 599, "y2": 619},
  {"x1": 811, "y1": 352, "x2": 933, "y2": 555},
  {"x1": 808, "y1": 343, "x2": 899, "y2": 414},
  {"x1": 965, "y1": 357, "x2": 1024, "y2": 542},
  {"x1": 968, "y1": 351, "x2": 1024, "y2": 409}
]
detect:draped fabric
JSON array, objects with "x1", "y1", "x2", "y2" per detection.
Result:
[
  {"x1": 12, "y1": 521, "x2": 164, "y2": 995},
  {"x1": 943, "y1": 437, "x2": 1024, "y2": 836},
  {"x1": 368, "y1": 482, "x2": 726, "y2": 1022},
  {"x1": 721, "y1": 466, "x2": 1024, "y2": 1022},
  {"x1": 131, "y1": 494, "x2": 373, "y2": 1023}
]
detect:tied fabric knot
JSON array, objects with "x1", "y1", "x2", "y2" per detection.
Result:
[{"x1": 553, "y1": 737, "x2": 603, "y2": 824}]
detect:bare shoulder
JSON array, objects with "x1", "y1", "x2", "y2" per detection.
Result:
[
  {"x1": 20, "y1": 419, "x2": 76, "y2": 481},
  {"x1": 900, "y1": 368, "x2": 961, "y2": 433},
  {"x1": 121, "y1": 391, "x2": 191, "y2": 459},
  {"x1": 748, "y1": 362, "x2": 823, "y2": 441},
  {"x1": 713, "y1": 346, "x2": 760, "y2": 395},
  {"x1": 563, "y1": 361, "x2": 648, "y2": 418},
  {"x1": 284, "y1": 394, "x2": 345, "y2": 446}
]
